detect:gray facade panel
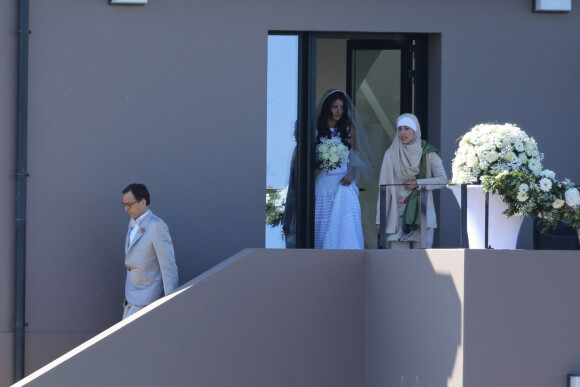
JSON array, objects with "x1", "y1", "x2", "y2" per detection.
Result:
[{"x1": 1, "y1": 0, "x2": 578, "y2": 379}]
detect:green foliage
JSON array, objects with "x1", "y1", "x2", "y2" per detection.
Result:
[
  {"x1": 482, "y1": 170, "x2": 580, "y2": 232},
  {"x1": 265, "y1": 186, "x2": 285, "y2": 228}
]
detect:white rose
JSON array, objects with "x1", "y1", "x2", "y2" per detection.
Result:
[
  {"x1": 540, "y1": 170, "x2": 556, "y2": 179},
  {"x1": 528, "y1": 159, "x2": 542, "y2": 175},
  {"x1": 505, "y1": 152, "x2": 516, "y2": 162},
  {"x1": 454, "y1": 171, "x2": 469, "y2": 184},
  {"x1": 486, "y1": 151, "x2": 499, "y2": 163},
  {"x1": 565, "y1": 188, "x2": 580, "y2": 207},
  {"x1": 525, "y1": 140, "x2": 535, "y2": 149},
  {"x1": 466, "y1": 154, "x2": 479, "y2": 167},
  {"x1": 525, "y1": 141, "x2": 535, "y2": 155}
]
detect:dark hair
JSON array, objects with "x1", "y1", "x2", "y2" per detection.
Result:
[
  {"x1": 316, "y1": 91, "x2": 352, "y2": 149},
  {"x1": 122, "y1": 183, "x2": 150, "y2": 206}
]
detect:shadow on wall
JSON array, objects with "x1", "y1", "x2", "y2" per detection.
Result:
[{"x1": 367, "y1": 249, "x2": 463, "y2": 386}]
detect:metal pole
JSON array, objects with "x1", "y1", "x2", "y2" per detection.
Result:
[
  {"x1": 485, "y1": 191, "x2": 490, "y2": 249},
  {"x1": 378, "y1": 185, "x2": 386, "y2": 249},
  {"x1": 460, "y1": 184, "x2": 468, "y2": 248},
  {"x1": 296, "y1": 33, "x2": 315, "y2": 248},
  {"x1": 14, "y1": 0, "x2": 30, "y2": 382},
  {"x1": 420, "y1": 186, "x2": 427, "y2": 249}
]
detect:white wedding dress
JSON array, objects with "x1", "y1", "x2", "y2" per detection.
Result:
[{"x1": 314, "y1": 131, "x2": 365, "y2": 249}]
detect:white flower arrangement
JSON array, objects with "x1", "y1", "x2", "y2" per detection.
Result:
[
  {"x1": 454, "y1": 124, "x2": 580, "y2": 232},
  {"x1": 265, "y1": 185, "x2": 288, "y2": 227},
  {"x1": 316, "y1": 137, "x2": 349, "y2": 172},
  {"x1": 451, "y1": 123, "x2": 543, "y2": 184},
  {"x1": 482, "y1": 168, "x2": 580, "y2": 231}
]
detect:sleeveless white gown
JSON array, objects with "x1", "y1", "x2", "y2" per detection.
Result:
[{"x1": 314, "y1": 132, "x2": 365, "y2": 249}]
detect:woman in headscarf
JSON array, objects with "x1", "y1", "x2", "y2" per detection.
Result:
[
  {"x1": 375, "y1": 113, "x2": 447, "y2": 249},
  {"x1": 314, "y1": 90, "x2": 374, "y2": 249}
]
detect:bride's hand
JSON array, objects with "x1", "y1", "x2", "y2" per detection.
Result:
[{"x1": 340, "y1": 176, "x2": 352, "y2": 186}]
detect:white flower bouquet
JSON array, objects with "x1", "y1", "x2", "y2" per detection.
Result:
[
  {"x1": 451, "y1": 123, "x2": 543, "y2": 184},
  {"x1": 316, "y1": 138, "x2": 349, "y2": 172},
  {"x1": 452, "y1": 123, "x2": 580, "y2": 233}
]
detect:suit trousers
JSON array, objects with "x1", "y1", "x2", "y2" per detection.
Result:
[{"x1": 123, "y1": 302, "x2": 144, "y2": 319}]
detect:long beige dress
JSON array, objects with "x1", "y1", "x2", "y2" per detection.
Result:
[{"x1": 376, "y1": 152, "x2": 447, "y2": 245}]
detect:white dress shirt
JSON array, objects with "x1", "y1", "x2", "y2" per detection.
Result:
[{"x1": 129, "y1": 209, "x2": 150, "y2": 246}]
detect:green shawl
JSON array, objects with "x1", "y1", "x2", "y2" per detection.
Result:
[{"x1": 402, "y1": 141, "x2": 440, "y2": 234}]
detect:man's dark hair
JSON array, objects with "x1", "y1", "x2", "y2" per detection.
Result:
[{"x1": 123, "y1": 183, "x2": 151, "y2": 206}]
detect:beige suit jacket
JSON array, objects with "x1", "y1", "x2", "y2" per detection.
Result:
[{"x1": 125, "y1": 211, "x2": 178, "y2": 307}]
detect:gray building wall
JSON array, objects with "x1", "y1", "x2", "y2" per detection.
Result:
[
  {"x1": 0, "y1": 0, "x2": 578, "y2": 383},
  {"x1": 12, "y1": 249, "x2": 580, "y2": 387}
]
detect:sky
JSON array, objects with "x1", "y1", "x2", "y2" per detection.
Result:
[{"x1": 266, "y1": 35, "x2": 299, "y2": 248}]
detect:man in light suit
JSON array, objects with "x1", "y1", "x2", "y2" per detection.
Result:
[{"x1": 121, "y1": 183, "x2": 179, "y2": 319}]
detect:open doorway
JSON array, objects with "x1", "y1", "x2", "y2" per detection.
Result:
[{"x1": 266, "y1": 33, "x2": 428, "y2": 249}]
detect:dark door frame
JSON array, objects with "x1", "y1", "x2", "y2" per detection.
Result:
[
  {"x1": 268, "y1": 31, "x2": 429, "y2": 248},
  {"x1": 346, "y1": 35, "x2": 428, "y2": 137}
]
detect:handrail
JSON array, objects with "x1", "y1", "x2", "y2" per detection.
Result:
[
  {"x1": 446, "y1": 184, "x2": 492, "y2": 249},
  {"x1": 378, "y1": 185, "x2": 386, "y2": 249},
  {"x1": 460, "y1": 184, "x2": 468, "y2": 248},
  {"x1": 420, "y1": 186, "x2": 427, "y2": 248},
  {"x1": 378, "y1": 183, "x2": 489, "y2": 249}
]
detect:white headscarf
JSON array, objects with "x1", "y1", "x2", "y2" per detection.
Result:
[{"x1": 380, "y1": 113, "x2": 423, "y2": 233}]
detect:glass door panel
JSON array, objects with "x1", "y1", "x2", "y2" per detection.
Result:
[
  {"x1": 266, "y1": 35, "x2": 299, "y2": 248},
  {"x1": 266, "y1": 34, "x2": 421, "y2": 249},
  {"x1": 348, "y1": 41, "x2": 412, "y2": 248}
]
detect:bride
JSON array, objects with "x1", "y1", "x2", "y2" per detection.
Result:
[{"x1": 314, "y1": 90, "x2": 373, "y2": 249}]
